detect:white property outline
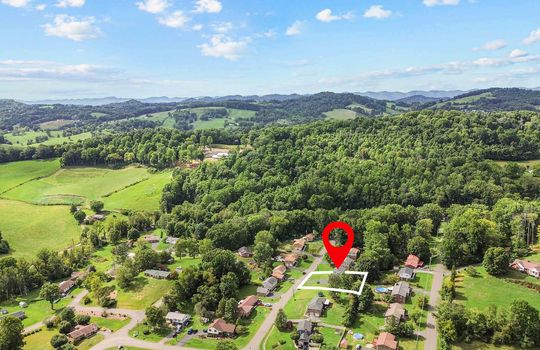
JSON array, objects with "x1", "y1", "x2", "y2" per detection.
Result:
[{"x1": 296, "y1": 271, "x2": 369, "y2": 296}]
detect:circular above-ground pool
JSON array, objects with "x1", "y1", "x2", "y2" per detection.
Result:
[{"x1": 375, "y1": 286, "x2": 388, "y2": 293}]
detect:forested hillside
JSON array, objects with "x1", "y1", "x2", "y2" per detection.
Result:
[{"x1": 423, "y1": 88, "x2": 540, "y2": 112}]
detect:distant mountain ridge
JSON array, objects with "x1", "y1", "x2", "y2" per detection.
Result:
[{"x1": 21, "y1": 90, "x2": 476, "y2": 106}]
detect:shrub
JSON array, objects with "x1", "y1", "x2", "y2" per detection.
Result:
[
  {"x1": 311, "y1": 334, "x2": 324, "y2": 343},
  {"x1": 82, "y1": 295, "x2": 92, "y2": 305},
  {"x1": 75, "y1": 314, "x2": 90, "y2": 325},
  {"x1": 58, "y1": 321, "x2": 72, "y2": 334},
  {"x1": 50, "y1": 334, "x2": 68, "y2": 348}
]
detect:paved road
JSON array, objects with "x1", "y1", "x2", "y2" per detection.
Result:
[
  {"x1": 416, "y1": 264, "x2": 447, "y2": 350},
  {"x1": 245, "y1": 251, "x2": 326, "y2": 350}
]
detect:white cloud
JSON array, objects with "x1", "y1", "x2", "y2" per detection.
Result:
[
  {"x1": 363, "y1": 5, "x2": 392, "y2": 19},
  {"x1": 35, "y1": 3, "x2": 46, "y2": 10},
  {"x1": 285, "y1": 21, "x2": 303, "y2": 36},
  {"x1": 158, "y1": 11, "x2": 190, "y2": 28},
  {"x1": 523, "y1": 28, "x2": 540, "y2": 45},
  {"x1": 262, "y1": 29, "x2": 277, "y2": 38},
  {"x1": 315, "y1": 9, "x2": 354, "y2": 23},
  {"x1": 212, "y1": 22, "x2": 232, "y2": 33},
  {"x1": 192, "y1": 24, "x2": 203, "y2": 31},
  {"x1": 136, "y1": 0, "x2": 169, "y2": 14},
  {"x1": 56, "y1": 0, "x2": 85, "y2": 8},
  {"x1": 1, "y1": 0, "x2": 30, "y2": 7},
  {"x1": 43, "y1": 15, "x2": 102, "y2": 41},
  {"x1": 423, "y1": 0, "x2": 459, "y2": 6},
  {"x1": 0, "y1": 60, "x2": 116, "y2": 82},
  {"x1": 473, "y1": 39, "x2": 506, "y2": 51},
  {"x1": 199, "y1": 34, "x2": 249, "y2": 61},
  {"x1": 194, "y1": 0, "x2": 222, "y2": 13},
  {"x1": 509, "y1": 49, "x2": 528, "y2": 58}
]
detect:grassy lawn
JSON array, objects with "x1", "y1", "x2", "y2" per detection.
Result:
[
  {"x1": 103, "y1": 170, "x2": 173, "y2": 211},
  {"x1": 23, "y1": 327, "x2": 56, "y2": 350},
  {"x1": 168, "y1": 257, "x2": 202, "y2": 271},
  {"x1": 263, "y1": 326, "x2": 296, "y2": 350},
  {"x1": 97, "y1": 274, "x2": 173, "y2": 310},
  {"x1": 91, "y1": 245, "x2": 116, "y2": 273},
  {"x1": 319, "y1": 327, "x2": 344, "y2": 347},
  {"x1": 90, "y1": 316, "x2": 131, "y2": 331},
  {"x1": 283, "y1": 289, "x2": 347, "y2": 326},
  {"x1": 0, "y1": 159, "x2": 60, "y2": 193},
  {"x1": 129, "y1": 323, "x2": 172, "y2": 342},
  {"x1": 77, "y1": 333, "x2": 105, "y2": 350},
  {"x1": 455, "y1": 266, "x2": 540, "y2": 311},
  {"x1": 323, "y1": 108, "x2": 358, "y2": 120},
  {"x1": 526, "y1": 251, "x2": 540, "y2": 263},
  {"x1": 411, "y1": 272, "x2": 434, "y2": 291},
  {"x1": 0, "y1": 199, "x2": 80, "y2": 259},
  {"x1": 0, "y1": 289, "x2": 80, "y2": 327},
  {"x1": 451, "y1": 342, "x2": 518, "y2": 350},
  {"x1": 3, "y1": 166, "x2": 150, "y2": 205}
]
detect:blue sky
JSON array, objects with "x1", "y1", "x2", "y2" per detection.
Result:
[{"x1": 1, "y1": 0, "x2": 540, "y2": 99}]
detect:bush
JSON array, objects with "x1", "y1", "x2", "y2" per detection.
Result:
[
  {"x1": 82, "y1": 295, "x2": 92, "y2": 305},
  {"x1": 58, "y1": 321, "x2": 72, "y2": 334},
  {"x1": 75, "y1": 314, "x2": 90, "y2": 325},
  {"x1": 464, "y1": 266, "x2": 478, "y2": 277},
  {"x1": 50, "y1": 334, "x2": 68, "y2": 348},
  {"x1": 311, "y1": 334, "x2": 324, "y2": 343}
]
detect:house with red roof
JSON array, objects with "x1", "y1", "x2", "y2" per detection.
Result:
[
  {"x1": 237, "y1": 295, "x2": 259, "y2": 317},
  {"x1": 208, "y1": 318, "x2": 236, "y2": 338},
  {"x1": 404, "y1": 254, "x2": 423, "y2": 269},
  {"x1": 510, "y1": 259, "x2": 540, "y2": 278},
  {"x1": 374, "y1": 332, "x2": 398, "y2": 350}
]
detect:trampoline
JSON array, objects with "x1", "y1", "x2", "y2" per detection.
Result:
[
  {"x1": 375, "y1": 287, "x2": 388, "y2": 293},
  {"x1": 353, "y1": 333, "x2": 364, "y2": 340}
]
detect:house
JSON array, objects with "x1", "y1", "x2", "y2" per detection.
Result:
[
  {"x1": 68, "y1": 324, "x2": 99, "y2": 343},
  {"x1": 237, "y1": 246, "x2": 253, "y2": 258},
  {"x1": 297, "y1": 320, "x2": 313, "y2": 350},
  {"x1": 59, "y1": 279, "x2": 76, "y2": 296},
  {"x1": 306, "y1": 297, "x2": 329, "y2": 317},
  {"x1": 283, "y1": 254, "x2": 299, "y2": 269},
  {"x1": 257, "y1": 277, "x2": 279, "y2": 296},
  {"x1": 165, "y1": 236, "x2": 179, "y2": 245},
  {"x1": 336, "y1": 257, "x2": 355, "y2": 274},
  {"x1": 510, "y1": 259, "x2": 540, "y2": 278},
  {"x1": 272, "y1": 265, "x2": 287, "y2": 281},
  {"x1": 405, "y1": 254, "x2": 423, "y2": 269},
  {"x1": 384, "y1": 303, "x2": 407, "y2": 324},
  {"x1": 374, "y1": 332, "x2": 398, "y2": 350},
  {"x1": 398, "y1": 267, "x2": 415, "y2": 281},
  {"x1": 92, "y1": 214, "x2": 105, "y2": 221},
  {"x1": 293, "y1": 238, "x2": 306, "y2": 252},
  {"x1": 237, "y1": 295, "x2": 259, "y2": 317},
  {"x1": 70, "y1": 271, "x2": 86, "y2": 282},
  {"x1": 144, "y1": 269, "x2": 171, "y2": 279},
  {"x1": 207, "y1": 318, "x2": 236, "y2": 338},
  {"x1": 348, "y1": 248, "x2": 359, "y2": 260},
  {"x1": 303, "y1": 233, "x2": 315, "y2": 242},
  {"x1": 391, "y1": 282, "x2": 411, "y2": 304},
  {"x1": 165, "y1": 312, "x2": 191, "y2": 327},
  {"x1": 142, "y1": 235, "x2": 160, "y2": 244}
]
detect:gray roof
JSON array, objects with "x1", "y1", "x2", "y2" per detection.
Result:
[
  {"x1": 256, "y1": 287, "x2": 269, "y2": 295},
  {"x1": 398, "y1": 267, "x2": 414, "y2": 278},
  {"x1": 307, "y1": 297, "x2": 326, "y2": 312},
  {"x1": 166, "y1": 312, "x2": 190, "y2": 322},
  {"x1": 144, "y1": 269, "x2": 170, "y2": 278},
  {"x1": 297, "y1": 319, "x2": 313, "y2": 332},
  {"x1": 262, "y1": 276, "x2": 278, "y2": 290},
  {"x1": 391, "y1": 281, "x2": 411, "y2": 297},
  {"x1": 385, "y1": 303, "x2": 406, "y2": 319}
]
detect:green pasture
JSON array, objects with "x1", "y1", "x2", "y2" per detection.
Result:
[
  {"x1": 103, "y1": 170, "x2": 172, "y2": 211},
  {"x1": 0, "y1": 199, "x2": 80, "y2": 259},
  {"x1": 3, "y1": 166, "x2": 150, "y2": 205},
  {"x1": 0, "y1": 159, "x2": 60, "y2": 194}
]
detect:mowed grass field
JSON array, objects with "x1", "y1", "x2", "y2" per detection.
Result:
[
  {"x1": 455, "y1": 267, "x2": 540, "y2": 311},
  {"x1": 103, "y1": 170, "x2": 172, "y2": 211},
  {"x1": 0, "y1": 199, "x2": 81, "y2": 259},
  {"x1": 0, "y1": 159, "x2": 60, "y2": 193},
  {"x1": 323, "y1": 108, "x2": 358, "y2": 120},
  {"x1": 3, "y1": 166, "x2": 151, "y2": 205},
  {"x1": 4, "y1": 130, "x2": 92, "y2": 146}
]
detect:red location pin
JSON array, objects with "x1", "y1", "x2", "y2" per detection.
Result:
[{"x1": 322, "y1": 221, "x2": 355, "y2": 269}]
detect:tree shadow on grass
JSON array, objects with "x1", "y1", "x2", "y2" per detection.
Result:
[{"x1": 124, "y1": 275, "x2": 149, "y2": 293}]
